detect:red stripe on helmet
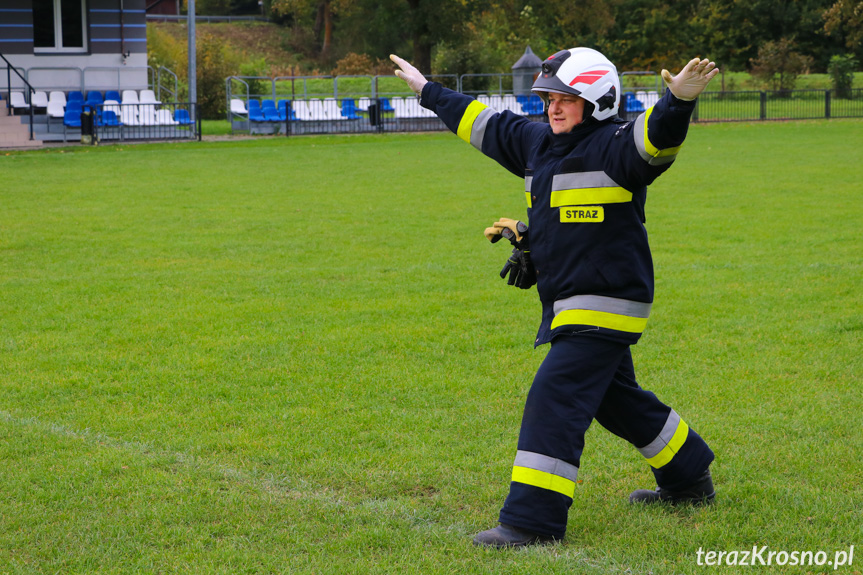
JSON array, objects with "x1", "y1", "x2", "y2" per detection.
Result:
[{"x1": 570, "y1": 70, "x2": 609, "y2": 86}]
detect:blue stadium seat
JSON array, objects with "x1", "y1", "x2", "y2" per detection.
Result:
[
  {"x1": 521, "y1": 94, "x2": 544, "y2": 115},
  {"x1": 379, "y1": 97, "x2": 394, "y2": 112},
  {"x1": 86, "y1": 91, "x2": 103, "y2": 105},
  {"x1": 340, "y1": 98, "x2": 361, "y2": 119},
  {"x1": 248, "y1": 100, "x2": 267, "y2": 122},
  {"x1": 622, "y1": 92, "x2": 645, "y2": 113},
  {"x1": 96, "y1": 110, "x2": 122, "y2": 127},
  {"x1": 67, "y1": 91, "x2": 84, "y2": 104},
  {"x1": 63, "y1": 110, "x2": 82, "y2": 128},
  {"x1": 261, "y1": 99, "x2": 280, "y2": 121},
  {"x1": 65, "y1": 100, "x2": 83, "y2": 115},
  {"x1": 105, "y1": 90, "x2": 121, "y2": 103},
  {"x1": 174, "y1": 108, "x2": 193, "y2": 125}
]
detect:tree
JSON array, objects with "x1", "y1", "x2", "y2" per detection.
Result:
[
  {"x1": 271, "y1": 0, "x2": 355, "y2": 60},
  {"x1": 599, "y1": 0, "x2": 696, "y2": 71},
  {"x1": 828, "y1": 53, "x2": 858, "y2": 97},
  {"x1": 823, "y1": 0, "x2": 863, "y2": 59},
  {"x1": 401, "y1": 0, "x2": 477, "y2": 74},
  {"x1": 687, "y1": 0, "x2": 837, "y2": 71},
  {"x1": 750, "y1": 37, "x2": 814, "y2": 93}
]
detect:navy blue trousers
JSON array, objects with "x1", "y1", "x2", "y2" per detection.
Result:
[{"x1": 498, "y1": 335, "x2": 714, "y2": 538}]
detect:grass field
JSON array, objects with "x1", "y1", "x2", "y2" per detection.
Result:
[{"x1": 1, "y1": 120, "x2": 861, "y2": 574}]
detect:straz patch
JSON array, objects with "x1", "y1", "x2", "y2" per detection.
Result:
[{"x1": 560, "y1": 206, "x2": 604, "y2": 223}]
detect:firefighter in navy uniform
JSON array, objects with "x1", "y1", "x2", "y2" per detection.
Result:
[{"x1": 391, "y1": 48, "x2": 720, "y2": 548}]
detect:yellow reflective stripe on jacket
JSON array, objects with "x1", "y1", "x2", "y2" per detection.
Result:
[
  {"x1": 511, "y1": 450, "x2": 578, "y2": 498},
  {"x1": 633, "y1": 107, "x2": 683, "y2": 166},
  {"x1": 551, "y1": 295, "x2": 652, "y2": 333},
  {"x1": 549, "y1": 171, "x2": 632, "y2": 207},
  {"x1": 637, "y1": 410, "x2": 690, "y2": 469},
  {"x1": 550, "y1": 187, "x2": 632, "y2": 207},
  {"x1": 551, "y1": 309, "x2": 648, "y2": 333},
  {"x1": 457, "y1": 100, "x2": 489, "y2": 148}
]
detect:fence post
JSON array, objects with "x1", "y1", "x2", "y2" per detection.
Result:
[
  {"x1": 825, "y1": 90, "x2": 831, "y2": 118},
  {"x1": 760, "y1": 91, "x2": 767, "y2": 120}
]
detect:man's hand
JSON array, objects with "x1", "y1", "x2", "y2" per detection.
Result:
[
  {"x1": 390, "y1": 54, "x2": 428, "y2": 96},
  {"x1": 661, "y1": 57, "x2": 719, "y2": 101}
]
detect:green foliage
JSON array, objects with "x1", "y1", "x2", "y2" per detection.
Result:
[
  {"x1": 146, "y1": 23, "x2": 186, "y2": 77},
  {"x1": 823, "y1": 0, "x2": 863, "y2": 60},
  {"x1": 174, "y1": 0, "x2": 860, "y2": 76},
  {"x1": 196, "y1": 32, "x2": 244, "y2": 118},
  {"x1": 828, "y1": 53, "x2": 858, "y2": 97},
  {"x1": 238, "y1": 56, "x2": 271, "y2": 98},
  {"x1": 196, "y1": 0, "x2": 231, "y2": 15},
  {"x1": 750, "y1": 38, "x2": 814, "y2": 93}
]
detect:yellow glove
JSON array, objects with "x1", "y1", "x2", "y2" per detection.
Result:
[
  {"x1": 493, "y1": 218, "x2": 527, "y2": 243},
  {"x1": 484, "y1": 225, "x2": 505, "y2": 242},
  {"x1": 390, "y1": 54, "x2": 428, "y2": 96},
  {"x1": 661, "y1": 57, "x2": 719, "y2": 101}
]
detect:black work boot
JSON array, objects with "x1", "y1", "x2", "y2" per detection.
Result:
[
  {"x1": 629, "y1": 469, "x2": 716, "y2": 505},
  {"x1": 472, "y1": 523, "x2": 558, "y2": 548}
]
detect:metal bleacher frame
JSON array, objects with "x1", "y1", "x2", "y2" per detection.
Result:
[
  {"x1": 0, "y1": 62, "x2": 200, "y2": 143},
  {"x1": 225, "y1": 73, "x2": 555, "y2": 137}
]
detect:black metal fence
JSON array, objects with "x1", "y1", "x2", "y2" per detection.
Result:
[
  {"x1": 76, "y1": 102, "x2": 201, "y2": 143},
  {"x1": 229, "y1": 88, "x2": 863, "y2": 138},
  {"x1": 693, "y1": 88, "x2": 863, "y2": 122}
]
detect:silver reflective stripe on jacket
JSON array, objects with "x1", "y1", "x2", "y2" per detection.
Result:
[
  {"x1": 551, "y1": 295, "x2": 652, "y2": 333},
  {"x1": 553, "y1": 295, "x2": 652, "y2": 319},
  {"x1": 469, "y1": 107, "x2": 496, "y2": 151},
  {"x1": 552, "y1": 171, "x2": 622, "y2": 192},
  {"x1": 549, "y1": 171, "x2": 633, "y2": 207}
]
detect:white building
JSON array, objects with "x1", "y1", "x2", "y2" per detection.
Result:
[{"x1": 1, "y1": 0, "x2": 149, "y2": 93}]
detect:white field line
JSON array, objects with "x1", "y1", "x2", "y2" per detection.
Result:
[{"x1": 0, "y1": 409, "x2": 471, "y2": 536}]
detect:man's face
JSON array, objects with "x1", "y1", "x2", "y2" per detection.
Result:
[{"x1": 547, "y1": 92, "x2": 586, "y2": 134}]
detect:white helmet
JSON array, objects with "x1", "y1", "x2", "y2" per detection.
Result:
[{"x1": 531, "y1": 47, "x2": 621, "y2": 122}]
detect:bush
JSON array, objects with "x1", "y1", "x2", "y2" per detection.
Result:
[
  {"x1": 196, "y1": 31, "x2": 242, "y2": 119},
  {"x1": 750, "y1": 38, "x2": 813, "y2": 95},
  {"x1": 331, "y1": 53, "x2": 392, "y2": 76},
  {"x1": 239, "y1": 57, "x2": 271, "y2": 98},
  {"x1": 828, "y1": 54, "x2": 858, "y2": 98}
]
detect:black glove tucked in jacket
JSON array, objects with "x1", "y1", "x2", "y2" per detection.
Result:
[{"x1": 483, "y1": 218, "x2": 537, "y2": 290}]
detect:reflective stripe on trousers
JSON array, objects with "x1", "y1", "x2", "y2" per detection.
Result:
[
  {"x1": 511, "y1": 450, "x2": 579, "y2": 498},
  {"x1": 637, "y1": 409, "x2": 690, "y2": 468}
]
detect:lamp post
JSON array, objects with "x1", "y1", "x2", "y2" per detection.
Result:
[{"x1": 188, "y1": 0, "x2": 197, "y2": 112}]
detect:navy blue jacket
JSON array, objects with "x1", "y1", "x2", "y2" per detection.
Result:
[{"x1": 420, "y1": 83, "x2": 696, "y2": 346}]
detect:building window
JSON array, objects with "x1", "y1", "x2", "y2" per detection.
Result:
[{"x1": 33, "y1": 0, "x2": 87, "y2": 53}]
